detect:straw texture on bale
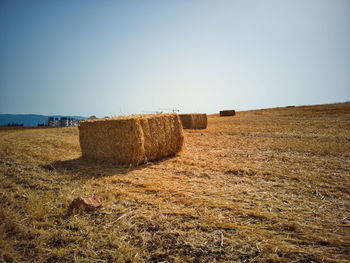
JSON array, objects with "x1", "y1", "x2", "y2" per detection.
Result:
[
  {"x1": 220, "y1": 110, "x2": 236, "y2": 117},
  {"x1": 79, "y1": 114, "x2": 184, "y2": 165},
  {"x1": 179, "y1": 113, "x2": 207, "y2": 129}
]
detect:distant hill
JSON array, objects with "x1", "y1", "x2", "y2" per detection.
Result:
[{"x1": 0, "y1": 114, "x2": 87, "y2": 127}]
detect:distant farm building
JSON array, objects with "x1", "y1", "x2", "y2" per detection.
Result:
[{"x1": 46, "y1": 117, "x2": 80, "y2": 127}]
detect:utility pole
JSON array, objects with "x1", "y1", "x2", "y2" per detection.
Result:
[{"x1": 159, "y1": 108, "x2": 179, "y2": 113}]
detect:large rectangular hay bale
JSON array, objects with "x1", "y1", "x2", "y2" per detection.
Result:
[
  {"x1": 78, "y1": 114, "x2": 184, "y2": 165},
  {"x1": 179, "y1": 113, "x2": 207, "y2": 129},
  {"x1": 219, "y1": 110, "x2": 235, "y2": 117}
]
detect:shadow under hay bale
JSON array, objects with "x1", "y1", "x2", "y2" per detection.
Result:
[
  {"x1": 219, "y1": 110, "x2": 236, "y2": 117},
  {"x1": 179, "y1": 113, "x2": 207, "y2": 129},
  {"x1": 78, "y1": 114, "x2": 184, "y2": 165}
]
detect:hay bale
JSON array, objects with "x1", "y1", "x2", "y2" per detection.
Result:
[
  {"x1": 179, "y1": 113, "x2": 207, "y2": 129},
  {"x1": 178, "y1": 114, "x2": 193, "y2": 129},
  {"x1": 78, "y1": 114, "x2": 184, "y2": 165},
  {"x1": 219, "y1": 110, "x2": 235, "y2": 117}
]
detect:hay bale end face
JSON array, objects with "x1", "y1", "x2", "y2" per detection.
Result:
[
  {"x1": 79, "y1": 114, "x2": 184, "y2": 165},
  {"x1": 219, "y1": 110, "x2": 236, "y2": 117},
  {"x1": 179, "y1": 113, "x2": 207, "y2": 129}
]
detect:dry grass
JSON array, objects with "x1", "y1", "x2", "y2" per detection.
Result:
[{"x1": 1, "y1": 102, "x2": 350, "y2": 262}]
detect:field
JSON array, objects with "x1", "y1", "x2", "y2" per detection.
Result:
[{"x1": 1, "y1": 103, "x2": 350, "y2": 262}]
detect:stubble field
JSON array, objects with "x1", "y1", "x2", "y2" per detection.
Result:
[{"x1": 1, "y1": 103, "x2": 350, "y2": 262}]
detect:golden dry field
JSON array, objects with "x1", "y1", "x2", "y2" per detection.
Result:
[{"x1": 1, "y1": 103, "x2": 350, "y2": 262}]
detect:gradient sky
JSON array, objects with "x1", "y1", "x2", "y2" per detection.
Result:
[{"x1": 0, "y1": 0, "x2": 349, "y2": 117}]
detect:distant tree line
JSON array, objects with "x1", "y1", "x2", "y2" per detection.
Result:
[
  {"x1": 7, "y1": 123, "x2": 24, "y2": 127},
  {"x1": 0, "y1": 123, "x2": 46, "y2": 127}
]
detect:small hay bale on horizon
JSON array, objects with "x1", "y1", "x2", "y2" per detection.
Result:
[
  {"x1": 179, "y1": 113, "x2": 207, "y2": 129},
  {"x1": 78, "y1": 114, "x2": 184, "y2": 165},
  {"x1": 219, "y1": 110, "x2": 236, "y2": 117}
]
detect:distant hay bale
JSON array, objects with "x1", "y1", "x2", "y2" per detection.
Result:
[
  {"x1": 219, "y1": 110, "x2": 236, "y2": 117},
  {"x1": 179, "y1": 113, "x2": 207, "y2": 129},
  {"x1": 78, "y1": 114, "x2": 184, "y2": 165}
]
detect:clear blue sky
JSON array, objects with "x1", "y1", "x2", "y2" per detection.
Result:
[{"x1": 0, "y1": 0, "x2": 349, "y2": 117}]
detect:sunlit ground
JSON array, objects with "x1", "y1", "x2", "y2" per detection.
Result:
[{"x1": 1, "y1": 102, "x2": 349, "y2": 262}]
